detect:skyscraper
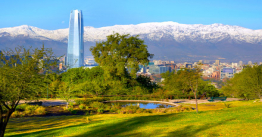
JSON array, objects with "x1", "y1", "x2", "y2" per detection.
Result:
[
  {"x1": 66, "y1": 10, "x2": 84, "y2": 68},
  {"x1": 215, "y1": 60, "x2": 220, "y2": 65}
]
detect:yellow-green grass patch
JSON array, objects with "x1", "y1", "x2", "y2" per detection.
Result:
[{"x1": 5, "y1": 100, "x2": 262, "y2": 137}]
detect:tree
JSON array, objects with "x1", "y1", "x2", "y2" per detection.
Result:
[
  {"x1": 57, "y1": 81, "x2": 75, "y2": 108},
  {"x1": 0, "y1": 46, "x2": 58, "y2": 137},
  {"x1": 90, "y1": 33, "x2": 152, "y2": 79},
  {"x1": 90, "y1": 33, "x2": 154, "y2": 95},
  {"x1": 181, "y1": 69, "x2": 201, "y2": 113},
  {"x1": 162, "y1": 68, "x2": 203, "y2": 113},
  {"x1": 222, "y1": 65, "x2": 262, "y2": 100}
]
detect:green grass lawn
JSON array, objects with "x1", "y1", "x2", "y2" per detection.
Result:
[{"x1": 5, "y1": 100, "x2": 262, "y2": 137}]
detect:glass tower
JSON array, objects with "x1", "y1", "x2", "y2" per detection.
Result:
[{"x1": 67, "y1": 10, "x2": 84, "y2": 68}]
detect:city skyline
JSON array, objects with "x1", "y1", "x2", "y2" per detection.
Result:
[
  {"x1": 0, "y1": 0, "x2": 262, "y2": 30},
  {"x1": 66, "y1": 10, "x2": 84, "y2": 68}
]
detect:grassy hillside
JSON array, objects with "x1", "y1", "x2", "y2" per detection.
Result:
[{"x1": 6, "y1": 100, "x2": 262, "y2": 137}]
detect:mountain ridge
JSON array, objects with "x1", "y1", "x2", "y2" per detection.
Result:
[
  {"x1": 1, "y1": 21, "x2": 262, "y2": 43},
  {"x1": 0, "y1": 21, "x2": 262, "y2": 62}
]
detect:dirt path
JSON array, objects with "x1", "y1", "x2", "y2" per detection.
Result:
[
  {"x1": 168, "y1": 98, "x2": 242, "y2": 104},
  {"x1": 19, "y1": 99, "x2": 67, "y2": 106}
]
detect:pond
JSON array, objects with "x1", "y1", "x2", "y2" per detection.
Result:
[{"x1": 105, "y1": 102, "x2": 174, "y2": 109}]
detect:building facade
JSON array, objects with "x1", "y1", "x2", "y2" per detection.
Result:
[
  {"x1": 67, "y1": 10, "x2": 84, "y2": 68},
  {"x1": 220, "y1": 67, "x2": 235, "y2": 80}
]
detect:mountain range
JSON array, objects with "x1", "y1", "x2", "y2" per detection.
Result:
[{"x1": 0, "y1": 21, "x2": 262, "y2": 63}]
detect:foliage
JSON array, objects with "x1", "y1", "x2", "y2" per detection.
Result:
[
  {"x1": 79, "y1": 104, "x2": 85, "y2": 110},
  {"x1": 223, "y1": 102, "x2": 231, "y2": 108},
  {"x1": 222, "y1": 65, "x2": 262, "y2": 99},
  {"x1": 90, "y1": 102, "x2": 105, "y2": 109},
  {"x1": 0, "y1": 45, "x2": 58, "y2": 137},
  {"x1": 11, "y1": 105, "x2": 46, "y2": 118},
  {"x1": 162, "y1": 69, "x2": 219, "y2": 98},
  {"x1": 89, "y1": 33, "x2": 156, "y2": 95},
  {"x1": 118, "y1": 106, "x2": 148, "y2": 114},
  {"x1": 90, "y1": 33, "x2": 152, "y2": 79}
]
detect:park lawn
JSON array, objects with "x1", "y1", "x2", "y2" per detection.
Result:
[{"x1": 5, "y1": 100, "x2": 262, "y2": 137}]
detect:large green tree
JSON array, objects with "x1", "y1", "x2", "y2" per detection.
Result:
[
  {"x1": 90, "y1": 33, "x2": 152, "y2": 79},
  {"x1": 90, "y1": 33, "x2": 155, "y2": 95},
  {"x1": 162, "y1": 68, "x2": 217, "y2": 113},
  {"x1": 222, "y1": 65, "x2": 262, "y2": 99},
  {"x1": 0, "y1": 46, "x2": 58, "y2": 137}
]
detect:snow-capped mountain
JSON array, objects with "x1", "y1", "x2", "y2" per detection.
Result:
[
  {"x1": 1, "y1": 21, "x2": 262, "y2": 43},
  {"x1": 0, "y1": 22, "x2": 262, "y2": 62}
]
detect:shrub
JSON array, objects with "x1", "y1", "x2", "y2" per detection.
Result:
[
  {"x1": 70, "y1": 110, "x2": 77, "y2": 114},
  {"x1": 97, "y1": 108, "x2": 104, "y2": 114},
  {"x1": 90, "y1": 102, "x2": 105, "y2": 109},
  {"x1": 11, "y1": 111, "x2": 20, "y2": 118},
  {"x1": 24, "y1": 105, "x2": 38, "y2": 115},
  {"x1": 119, "y1": 105, "x2": 141, "y2": 114},
  {"x1": 67, "y1": 107, "x2": 74, "y2": 112},
  {"x1": 15, "y1": 104, "x2": 28, "y2": 111},
  {"x1": 35, "y1": 106, "x2": 46, "y2": 115},
  {"x1": 152, "y1": 109, "x2": 166, "y2": 113},
  {"x1": 79, "y1": 104, "x2": 85, "y2": 110},
  {"x1": 69, "y1": 102, "x2": 74, "y2": 108},
  {"x1": 224, "y1": 102, "x2": 231, "y2": 108},
  {"x1": 173, "y1": 105, "x2": 193, "y2": 113},
  {"x1": 135, "y1": 108, "x2": 144, "y2": 114}
]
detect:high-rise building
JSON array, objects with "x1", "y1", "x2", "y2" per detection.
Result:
[
  {"x1": 248, "y1": 61, "x2": 252, "y2": 66},
  {"x1": 239, "y1": 61, "x2": 243, "y2": 66},
  {"x1": 66, "y1": 10, "x2": 84, "y2": 68},
  {"x1": 215, "y1": 60, "x2": 220, "y2": 65}
]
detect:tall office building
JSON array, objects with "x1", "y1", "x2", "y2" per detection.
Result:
[
  {"x1": 215, "y1": 60, "x2": 220, "y2": 65},
  {"x1": 248, "y1": 61, "x2": 252, "y2": 66},
  {"x1": 239, "y1": 61, "x2": 243, "y2": 66},
  {"x1": 66, "y1": 10, "x2": 84, "y2": 68}
]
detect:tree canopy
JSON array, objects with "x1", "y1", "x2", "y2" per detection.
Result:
[
  {"x1": 90, "y1": 33, "x2": 152, "y2": 79},
  {"x1": 0, "y1": 46, "x2": 58, "y2": 137},
  {"x1": 222, "y1": 65, "x2": 262, "y2": 99}
]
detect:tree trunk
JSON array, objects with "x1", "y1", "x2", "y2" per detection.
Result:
[
  {"x1": 194, "y1": 92, "x2": 198, "y2": 113},
  {"x1": 0, "y1": 110, "x2": 13, "y2": 137}
]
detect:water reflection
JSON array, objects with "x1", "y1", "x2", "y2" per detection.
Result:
[{"x1": 106, "y1": 102, "x2": 174, "y2": 109}]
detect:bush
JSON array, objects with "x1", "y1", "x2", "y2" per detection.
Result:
[
  {"x1": 70, "y1": 110, "x2": 77, "y2": 114},
  {"x1": 35, "y1": 106, "x2": 46, "y2": 115},
  {"x1": 224, "y1": 102, "x2": 231, "y2": 108},
  {"x1": 152, "y1": 109, "x2": 166, "y2": 113},
  {"x1": 79, "y1": 104, "x2": 85, "y2": 110},
  {"x1": 97, "y1": 108, "x2": 104, "y2": 114},
  {"x1": 173, "y1": 105, "x2": 193, "y2": 113},
  {"x1": 90, "y1": 102, "x2": 105, "y2": 109},
  {"x1": 69, "y1": 102, "x2": 74, "y2": 107},
  {"x1": 11, "y1": 111, "x2": 20, "y2": 118},
  {"x1": 119, "y1": 105, "x2": 141, "y2": 114},
  {"x1": 14, "y1": 105, "x2": 47, "y2": 116},
  {"x1": 24, "y1": 105, "x2": 38, "y2": 115},
  {"x1": 15, "y1": 104, "x2": 28, "y2": 111}
]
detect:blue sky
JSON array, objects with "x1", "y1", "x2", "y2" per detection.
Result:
[{"x1": 1, "y1": 0, "x2": 262, "y2": 30}]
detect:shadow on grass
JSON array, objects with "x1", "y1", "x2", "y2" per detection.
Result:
[
  {"x1": 75, "y1": 113, "x2": 181, "y2": 137},
  {"x1": 8, "y1": 123, "x2": 88, "y2": 137},
  {"x1": 74, "y1": 113, "x2": 235, "y2": 137},
  {"x1": 165, "y1": 118, "x2": 236, "y2": 137},
  {"x1": 7, "y1": 113, "x2": 236, "y2": 137}
]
